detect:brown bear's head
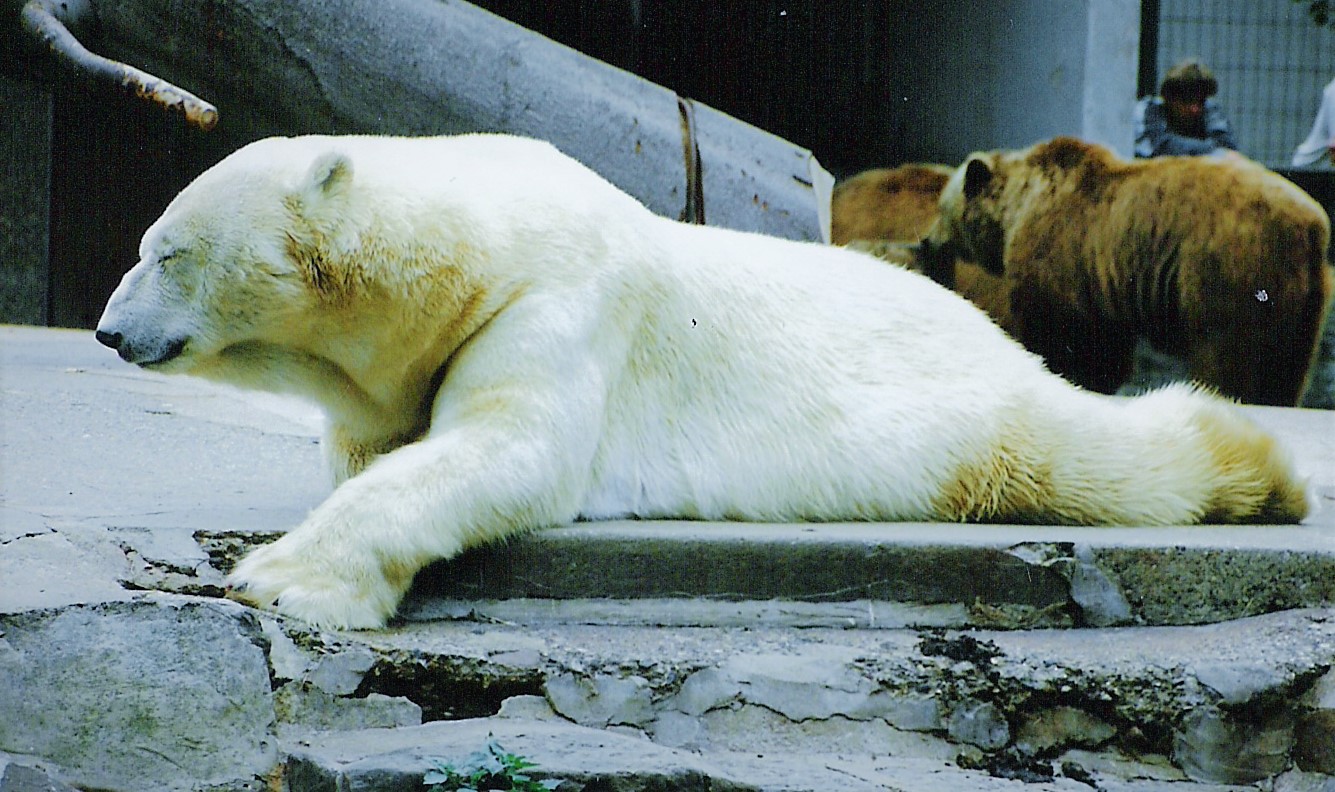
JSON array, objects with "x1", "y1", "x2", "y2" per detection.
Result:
[{"x1": 917, "y1": 153, "x2": 1008, "y2": 287}]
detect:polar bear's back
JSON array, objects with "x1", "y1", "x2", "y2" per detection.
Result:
[
  {"x1": 205, "y1": 133, "x2": 645, "y2": 223},
  {"x1": 663, "y1": 221, "x2": 1038, "y2": 384},
  {"x1": 584, "y1": 217, "x2": 1055, "y2": 521}
]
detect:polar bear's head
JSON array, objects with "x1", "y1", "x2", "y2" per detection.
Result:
[{"x1": 96, "y1": 137, "x2": 356, "y2": 375}]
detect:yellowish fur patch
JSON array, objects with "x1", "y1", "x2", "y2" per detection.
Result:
[{"x1": 1188, "y1": 404, "x2": 1310, "y2": 524}]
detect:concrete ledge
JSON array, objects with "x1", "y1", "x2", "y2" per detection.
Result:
[{"x1": 394, "y1": 520, "x2": 1335, "y2": 628}]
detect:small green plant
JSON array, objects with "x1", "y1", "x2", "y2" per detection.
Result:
[
  {"x1": 1296, "y1": 0, "x2": 1334, "y2": 27},
  {"x1": 423, "y1": 738, "x2": 562, "y2": 791}
]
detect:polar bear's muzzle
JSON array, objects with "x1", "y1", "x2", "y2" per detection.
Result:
[
  {"x1": 94, "y1": 328, "x2": 187, "y2": 367},
  {"x1": 96, "y1": 260, "x2": 194, "y2": 368}
]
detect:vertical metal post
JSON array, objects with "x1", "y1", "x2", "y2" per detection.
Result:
[{"x1": 1137, "y1": 0, "x2": 1160, "y2": 98}]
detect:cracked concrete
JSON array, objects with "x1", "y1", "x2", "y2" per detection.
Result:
[{"x1": 3, "y1": 323, "x2": 1335, "y2": 791}]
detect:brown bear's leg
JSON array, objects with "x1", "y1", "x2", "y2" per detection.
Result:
[
  {"x1": 1185, "y1": 324, "x2": 1316, "y2": 407},
  {"x1": 1010, "y1": 291, "x2": 1134, "y2": 393},
  {"x1": 1184, "y1": 245, "x2": 1331, "y2": 406}
]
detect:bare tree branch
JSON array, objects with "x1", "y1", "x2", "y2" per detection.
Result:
[{"x1": 19, "y1": 0, "x2": 218, "y2": 130}]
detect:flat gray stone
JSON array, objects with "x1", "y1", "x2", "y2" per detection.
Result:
[
  {"x1": 0, "y1": 531, "x2": 134, "y2": 613},
  {"x1": 0, "y1": 754, "x2": 80, "y2": 792},
  {"x1": 274, "y1": 685, "x2": 421, "y2": 737},
  {"x1": 544, "y1": 673, "x2": 654, "y2": 728},
  {"x1": 1274, "y1": 769, "x2": 1335, "y2": 792},
  {"x1": 0, "y1": 597, "x2": 278, "y2": 792},
  {"x1": 282, "y1": 717, "x2": 1114, "y2": 792},
  {"x1": 308, "y1": 645, "x2": 377, "y2": 695},
  {"x1": 949, "y1": 700, "x2": 1011, "y2": 751}
]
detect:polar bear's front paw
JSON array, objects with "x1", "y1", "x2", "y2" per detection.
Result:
[{"x1": 224, "y1": 537, "x2": 400, "y2": 630}]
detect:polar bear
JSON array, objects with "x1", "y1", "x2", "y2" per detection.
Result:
[
  {"x1": 96, "y1": 134, "x2": 1310, "y2": 629},
  {"x1": 919, "y1": 137, "x2": 1334, "y2": 406},
  {"x1": 831, "y1": 163, "x2": 1015, "y2": 332}
]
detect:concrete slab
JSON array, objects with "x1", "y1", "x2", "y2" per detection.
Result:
[
  {"x1": 302, "y1": 609, "x2": 1335, "y2": 789},
  {"x1": 1, "y1": 325, "x2": 326, "y2": 615},
  {"x1": 283, "y1": 716, "x2": 1135, "y2": 792}
]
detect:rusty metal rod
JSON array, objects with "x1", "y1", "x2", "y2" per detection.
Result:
[{"x1": 19, "y1": 0, "x2": 218, "y2": 131}]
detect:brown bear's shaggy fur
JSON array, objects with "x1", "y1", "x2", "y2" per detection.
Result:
[
  {"x1": 831, "y1": 164, "x2": 955, "y2": 245},
  {"x1": 919, "y1": 137, "x2": 1333, "y2": 406}
]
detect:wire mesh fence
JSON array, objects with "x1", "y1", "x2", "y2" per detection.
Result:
[{"x1": 1155, "y1": 0, "x2": 1335, "y2": 167}]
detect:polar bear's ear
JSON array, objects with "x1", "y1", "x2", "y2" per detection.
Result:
[
  {"x1": 962, "y1": 156, "x2": 994, "y2": 200},
  {"x1": 305, "y1": 151, "x2": 353, "y2": 200}
]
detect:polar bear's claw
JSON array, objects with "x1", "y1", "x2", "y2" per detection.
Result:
[{"x1": 224, "y1": 543, "x2": 396, "y2": 630}]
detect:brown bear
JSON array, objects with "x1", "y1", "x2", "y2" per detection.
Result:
[
  {"x1": 918, "y1": 136, "x2": 1334, "y2": 407},
  {"x1": 831, "y1": 164, "x2": 955, "y2": 246}
]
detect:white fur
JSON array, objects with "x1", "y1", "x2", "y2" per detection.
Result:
[{"x1": 96, "y1": 134, "x2": 1308, "y2": 629}]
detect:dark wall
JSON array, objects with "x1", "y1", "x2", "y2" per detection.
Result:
[
  {"x1": 45, "y1": 82, "x2": 241, "y2": 328},
  {"x1": 471, "y1": 0, "x2": 901, "y2": 177},
  {"x1": 0, "y1": 77, "x2": 51, "y2": 326}
]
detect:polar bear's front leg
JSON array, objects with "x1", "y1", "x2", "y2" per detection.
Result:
[{"x1": 225, "y1": 420, "x2": 590, "y2": 629}]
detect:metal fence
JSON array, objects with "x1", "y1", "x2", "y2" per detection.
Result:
[{"x1": 1154, "y1": 0, "x2": 1335, "y2": 167}]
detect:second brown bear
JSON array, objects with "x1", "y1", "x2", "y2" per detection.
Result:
[{"x1": 846, "y1": 138, "x2": 1333, "y2": 407}]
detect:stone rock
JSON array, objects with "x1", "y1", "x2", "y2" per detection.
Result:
[
  {"x1": 1273, "y1": 769, "x2": 1335, "y2": 792},
  {"x1": 0, "y1": 531, "x2": 135, "y2": 612},
  {"x1": 1307, "y1": 667, "x2": 1335, "y2": 709},
  {"x1": 1173, "y1": 705, "x2": 1293, "y2": 784},
  {"x1": 696, "y1": 703, "x2": 959, "y2": 759},
  {"x1": 1006, "y1": 542, "x2": 1131, "y2": 627},
  {"x1": 1065, "y1": 556, "x2": 1133, "y2": 627},
  {"x1": 1193, "y1": 662, "x2": 1288, "y2": 706},
  {"x1": 948, "y1": 700, "x2": 1010, "y2": 751},
  {"x1": 648, "y1": 710, "x2": 705, "y2": 749},
  {"x1": 285, "y1": 716, "x2": 1016, "y2": 792},
  {"x1": 283, "y1": 718, "x2": 780, "y2": 792},
  {"x1": 881, "y1": 694, "x2": 944, "y2": 733},
  {"x1": 544, "y1": 673, "x2": 654, "y2": 728},
  {"x1": 1295, "y1": 710, "x2": 1335, "y2": 774},
  {"x1": 261, "y1": 617, "x2": 315, "y2": 683},
  {"x1": 671, "y1": 666, "x2": 740, "y2": 716},
  {"x1": 719, "y1": 647, "x2": 883, "y2": 721},
  {"x1": 1016, "y1": 706, "x2": 1116, "y2": 753},
  {"x1": 307, "y1": 645, "x2": 377, "y2": 695},
  {"x1": 0, "y1": 597, "x2": 278, "y2": 792},
  {"x1": 1057, "y1": 748, "x2": 1189, "y2": 783},
  {"x1": 0, "y1": 754, "x2": 80, "y2": 792},
  {"x1": 496, "y1": 694, "x2": 559, "y2": 721},
  {"x1": 274, "y1": 684, "x2": 421, "y2": 736}
]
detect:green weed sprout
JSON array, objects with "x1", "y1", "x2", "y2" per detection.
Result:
[{"x1": 423, "y1": 738, "x2": 563, "y2": 791}]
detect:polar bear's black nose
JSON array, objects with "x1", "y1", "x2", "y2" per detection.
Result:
[{"x1": 95, "y1": 329, "x2": 123, "y2": 351}]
